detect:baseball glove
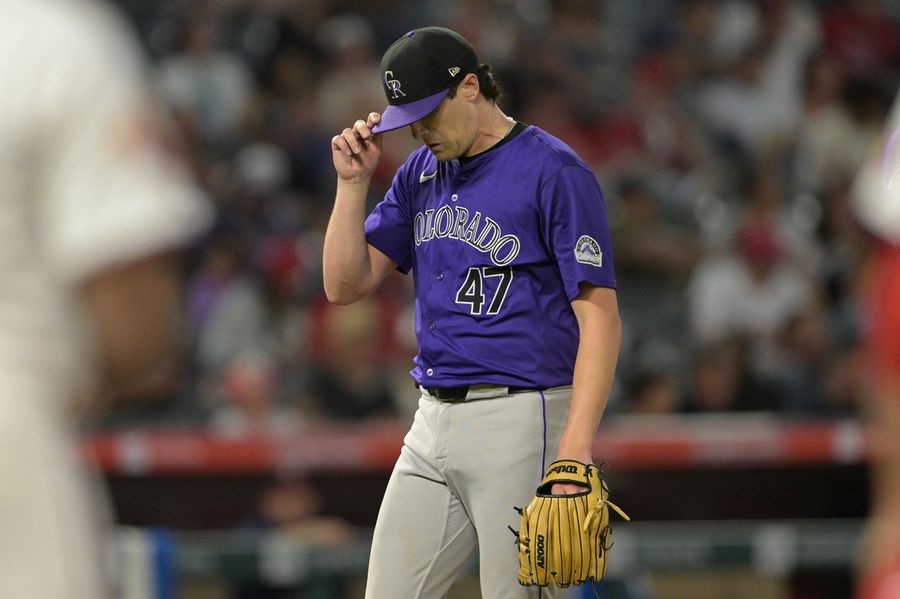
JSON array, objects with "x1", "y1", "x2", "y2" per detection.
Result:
[{"x1": 511, "y1": 460, "x2": 629, "y2": 587}]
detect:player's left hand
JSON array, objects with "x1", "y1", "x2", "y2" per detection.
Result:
[
  {"x1": 551, "y1": 451, "x2": 593, "y2": 494},
  {"x1": 512, "y1": 459, "x2": 629, "y2": 588},
  {"x1": 550, "y1": 482, "x2": 585, "y2": 494}
]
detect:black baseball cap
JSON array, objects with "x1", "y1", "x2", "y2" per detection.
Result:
[{"x1": 372, "y1": 27, "x2": 480, "y2": 134}]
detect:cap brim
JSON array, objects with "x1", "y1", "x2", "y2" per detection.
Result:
[{"x1": 372, "y1": 89, "x2": 448, "y2": 134}]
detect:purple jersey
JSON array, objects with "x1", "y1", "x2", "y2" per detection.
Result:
[{"x1": 365, "y1": 125, "x2": 615, "y2": 389}]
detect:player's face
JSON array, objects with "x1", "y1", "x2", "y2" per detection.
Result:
[{"x1": 409, "y1": 83, "x2": 478, "y2": 161}]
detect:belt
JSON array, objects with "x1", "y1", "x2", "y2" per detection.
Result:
[{"x1": 421, "y1": 384, "x2": 534, "y2": 402}]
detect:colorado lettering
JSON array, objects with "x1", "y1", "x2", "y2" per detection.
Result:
[{"x1": 414, "y1": 206, "x2": 521, "y2": 266}]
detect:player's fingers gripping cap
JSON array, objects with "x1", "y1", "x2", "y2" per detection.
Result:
[{"x1": 372, "y1": 27, "x2": 479, "y2": 134}]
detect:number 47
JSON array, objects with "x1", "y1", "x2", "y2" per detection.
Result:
[{"x1": 455, "y1": 266, "x2": 513, "y2": 315}]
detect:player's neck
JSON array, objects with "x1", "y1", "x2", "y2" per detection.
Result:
[{"x1": 464, "y1": 105, "x2": 515, "y2": 157}]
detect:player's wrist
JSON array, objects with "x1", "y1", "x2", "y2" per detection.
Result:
[
  {"x1": 336, "y1": 176, "x2": 373, "y2": 194},
  {"x1": 555, "y1": 437, "x2": 594, "y2": 465}
]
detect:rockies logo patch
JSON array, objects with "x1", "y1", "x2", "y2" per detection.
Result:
[{"x1": 574, "y1": 235, "x2": 603, "y2": 267}]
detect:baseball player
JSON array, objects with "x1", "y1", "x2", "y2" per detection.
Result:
[
  {"x1": 854, "y1": 89, "x2": 900, "y2": 599},
  {"x1": 324, "y1": 27, "x2": 621, "y2": 598},
  {"x1": 0, "y1": 1, "x2": 209, "y2": 597}
]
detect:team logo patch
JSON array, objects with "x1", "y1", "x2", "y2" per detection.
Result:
[{"x1": 574, "y1": 235, "x2": 603, "y2": 267}]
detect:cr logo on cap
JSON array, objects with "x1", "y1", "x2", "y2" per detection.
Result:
[{"x1": 384, "y1": 71, "x2": 406, "y2": 100}]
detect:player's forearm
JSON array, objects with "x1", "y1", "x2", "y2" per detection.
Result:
[
  {"x1": 861, "y1": 387, "x2": 900, "y2": 570},
  {"x1": 81, "y1": 253, "x2": 182, "y2": 401},
  {"x1": 557, "y1": 290, "x2": 621, "y2": 462},
  {"x1": 323, "y1": 180, "x2": 377, "y2": 304}
]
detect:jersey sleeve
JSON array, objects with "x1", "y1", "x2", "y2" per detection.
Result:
[
  {"x1": 364, "y1": 167, "x2": 414, "y2": 274},
  {"x1": 540, "y1": 165, "x2": 616, "y2": 300},
  {"x1": 37, "y1": 2, "x2": 211, "y2": 284}
]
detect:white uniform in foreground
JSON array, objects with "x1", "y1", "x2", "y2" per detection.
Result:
[{"x1": 0, "y1": 1, "x2": 210, "y2": 597}]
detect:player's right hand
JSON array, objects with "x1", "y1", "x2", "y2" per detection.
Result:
[{"x1": 332, "y1": 113, "x2": 383, "y2": 183}]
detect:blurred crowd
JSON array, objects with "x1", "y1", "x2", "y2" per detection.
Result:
[{"x1": 103, "y1": 0, "x2": 900, "y2": 430}]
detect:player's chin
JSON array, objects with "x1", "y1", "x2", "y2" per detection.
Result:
[{"x1": 427, "y1": 144, "x2": 455, "y2": 162}]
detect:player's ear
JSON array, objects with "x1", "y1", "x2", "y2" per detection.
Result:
[{"x1": 460, "y1": 73, "x2": 480, "y2": 101}]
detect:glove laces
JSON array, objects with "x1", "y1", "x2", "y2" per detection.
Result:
[{"x1": 582, "y1": 497, "x2": 630, "y2": 533}]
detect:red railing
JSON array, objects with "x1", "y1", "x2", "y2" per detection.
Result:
[{"x1": 82, "y1": 416, "x2": 872, "y2": 475}]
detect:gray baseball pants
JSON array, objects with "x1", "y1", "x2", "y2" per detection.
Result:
[{"x1": 364, "y1": 385, "x2": 573, "y2": 599}]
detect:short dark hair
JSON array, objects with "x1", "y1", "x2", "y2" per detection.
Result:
[{"x1": 448, "y1": 63, "x2": 503, "y2": 102}]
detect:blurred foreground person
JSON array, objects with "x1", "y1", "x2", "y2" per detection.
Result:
[
  {"x1": 0, "y1": 1, "x2": 209, "y2": 597},
  {"x1": 854, "y1": 88, "x2": 900, "y2": 599}
]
